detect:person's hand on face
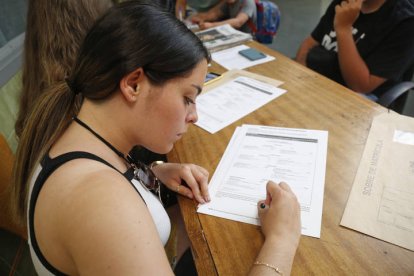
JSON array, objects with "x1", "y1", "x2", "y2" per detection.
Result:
[
  {"x1": 151, "y1": 163, "x2": 210, "y2": 204},
  {"x1": 334, "y1": 0, "x2": 363, "y2": 32}
]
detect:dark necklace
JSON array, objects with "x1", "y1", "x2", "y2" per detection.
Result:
[
  {"x1": 73, "y1": 116, "x2": 136, "y2": 169},
  {"x1": 72, "y1": 116, "x2": 163, "y2": 203}
]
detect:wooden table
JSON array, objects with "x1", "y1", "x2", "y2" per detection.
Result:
[{"x1": 168, "y1": 41, "x2": 414, "y2": 275}]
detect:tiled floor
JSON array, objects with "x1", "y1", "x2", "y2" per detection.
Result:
[{"x1": 268, "y1": 0, "x2": 327, "y2": 58}]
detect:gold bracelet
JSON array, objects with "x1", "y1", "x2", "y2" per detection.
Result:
[{"x1": 253, "y1": 261, "x2": 283, "y2": 275}]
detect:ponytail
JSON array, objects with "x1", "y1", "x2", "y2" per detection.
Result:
[{"x1": 11, "y1": 82, "x2": 80, "y2": 226}]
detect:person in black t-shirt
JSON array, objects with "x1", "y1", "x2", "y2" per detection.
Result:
[{"x1": 295, "y1": 0, "x2": 414, "y2": 99}]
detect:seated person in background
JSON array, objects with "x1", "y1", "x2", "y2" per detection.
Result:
[
  {"x1": 191, "y1": 0, "x2": 257, "y2": 33},
  {"x1": 4, "y1": 0, "x2": 112, "y2": 240},
  {"x1": 175, "y1": 0, "x2": 220, "y2": 25},
  {"x1": 11, "y1": 2, "x2": 300, "y2": 275},
  {"x1": 295, "y1": 0, "x2": 414, "y2": 100},
  {"x1": 15, "y1": 0, "x2": 112, "y2": 139}
]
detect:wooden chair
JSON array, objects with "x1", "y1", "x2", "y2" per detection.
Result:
[{"x1": 0, "y1": 133, "x2": 26, "y2": 239}]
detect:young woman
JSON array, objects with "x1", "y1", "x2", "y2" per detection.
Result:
[{"x1": 12, "y1": 2, "x2": 300, "y2": 275}]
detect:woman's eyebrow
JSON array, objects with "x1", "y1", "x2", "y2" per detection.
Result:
[{"x1": 191, "y1": 84, "x2": 202, "y2": 95}]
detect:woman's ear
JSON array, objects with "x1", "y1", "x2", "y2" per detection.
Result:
[{"x1": 119, "y1": 68, "x2": 145, "y2": 102}]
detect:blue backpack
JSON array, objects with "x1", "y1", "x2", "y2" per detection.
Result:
[{"x1": 248, "y1": 0, "x2": 281, "y2": 44}]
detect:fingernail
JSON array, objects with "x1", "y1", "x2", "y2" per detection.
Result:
[
  {"x1": 200, "y1": 199, "x2": 206, "y2": 204},
  {"x1": 260, "y1": 203, "x2": 266, "y2": 209}
]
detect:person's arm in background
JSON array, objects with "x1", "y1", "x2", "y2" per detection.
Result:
[
  {"x1": 334, "y1": 0, "x2": 386, "y2": 93},
  {"x1": 249, "y1": 181, "x2": 301, "y2": 276},
  {"x1": 199, "y1": 0, "x2": 255, "y2": 30},
  {"x1": 191, "y1": 0, "x2": 226, "y2": 24},
  {"x1": 295, "y1": 36, "x2": 319, "y2": 66},
  {"x1": 175, "y1": 0, "x2": 187, "y2": 20},
  {"x1": 199, "y1": 11, "x2": 249, "y2": 30},
  {"x1": 295, "y1": 0, "x2": 336, "y2": 66}
]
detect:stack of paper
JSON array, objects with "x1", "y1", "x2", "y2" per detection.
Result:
[
  {"x1": 198, "y1": 125, "x2": 329, "y2": 238},
  {"x1": 195, "y1": 76, "x2": 286, "y2": 134},
  {"x1": 195, "y1": 24, "x2": 252, "y2": 53}
]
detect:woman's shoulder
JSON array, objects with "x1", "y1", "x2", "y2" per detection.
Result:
[
  {"x1": 37, "y1": 155, "x2": 146, "y2": 226},
  {"x1": 35, "y1": 157, "x2": 169, "y2": 274},
  {"x1": 41, "y1": 155, "x2": 136, "y2": 203}
]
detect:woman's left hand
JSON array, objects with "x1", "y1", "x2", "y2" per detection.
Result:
[{"x1": 151, "y1": 163, "x2": 210, "y2": 204}]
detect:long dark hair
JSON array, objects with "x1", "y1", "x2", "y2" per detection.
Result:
[
  {"x1": 16, "y1": 0, "x2": 112, "y2": 138},
  {"x1": 12, "y1": 1, "x2": 210, "y2": 225}
]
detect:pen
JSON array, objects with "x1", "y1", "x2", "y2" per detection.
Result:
[{"x1": 355, "y1": 33, "x2": 365, "y2": 44}]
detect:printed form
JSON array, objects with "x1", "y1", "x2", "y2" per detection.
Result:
[
  {"x1": 198, "y1": 125, "x2": 328, "y2": 238},
  {"x1": 195, "y1": 76, "x2": 286, "y2": 134}
]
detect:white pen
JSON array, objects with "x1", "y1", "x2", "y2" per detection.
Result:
[{"x1": 356, "y1": 33, "x2": 365, "y2": 44}]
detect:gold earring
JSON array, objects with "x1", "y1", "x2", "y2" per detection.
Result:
[{"x1": 135, "y1": 84, "x2": 140, "y2": 94}]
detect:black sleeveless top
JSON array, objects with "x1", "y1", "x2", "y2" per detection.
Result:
[{"x1": 28, "y1": 152, "x2": 138, "y2": 275}]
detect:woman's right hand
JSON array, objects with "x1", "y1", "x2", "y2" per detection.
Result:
[{"x1": 257, "y1": 181, "x2": 301, "y2": 247}]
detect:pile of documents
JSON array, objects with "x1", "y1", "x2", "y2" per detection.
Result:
[
  {"x1": 198, "y1": 124, "x2": 328, "y2": 238},
  {"x1": 196, "y1": 75, "x2": 285, "y2": 134},
  {"x1": 195, "y1": 24, "x2": 252, "y2": 53},
  {"x1": 193, "y1": 70, "x2": 329, "y2": 238}
]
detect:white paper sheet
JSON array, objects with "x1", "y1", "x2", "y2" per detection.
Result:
[
  {"x1": 212, "y1": 45, "x2": 275, "y2": 70},
  {"x1": 198, "y1": 125, "x2": 328, "y2": 238},
  {"x1": 393, "y1": 129, "x2": 414, "y2": 146},
  {"x1": 195, "y1": 76, "x2": 286, "y2": 134}
]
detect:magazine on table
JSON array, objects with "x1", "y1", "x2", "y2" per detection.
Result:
[{"x1": 195, "y1": 24, "x2": 252, "y2": 53}]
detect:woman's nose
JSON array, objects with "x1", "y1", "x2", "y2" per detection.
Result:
[{"x1": 187, "y1": 105, "x2": 198, "y2": 124}]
